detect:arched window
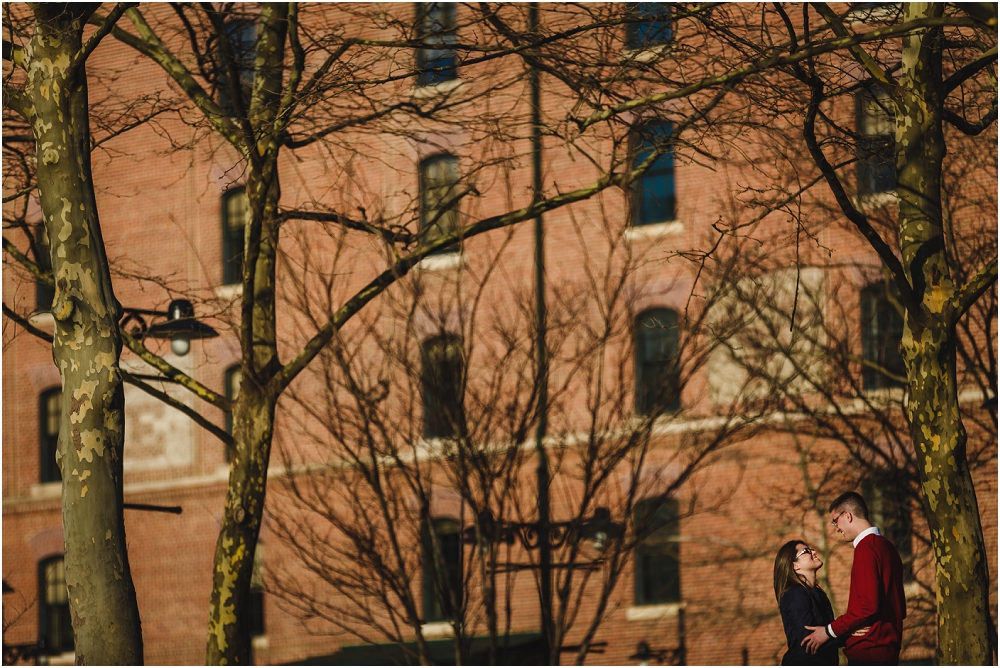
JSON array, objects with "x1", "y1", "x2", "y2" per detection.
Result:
[
  {"x1": 222, "y1": 188, "x2": 248, "y2": 285},
  {"x1": 40, "y1": 388, "x2": 61, "y2": 483},
  {"x1": 38, "y1": 556, "x2": 74, "y2": 654},
  {"x1": 857, "y1": 87, "x2": 896, "y2": 194},
  {"x1": 218, "y1": 20, "x2": 256, "y2": 116},
  {"x1": 421, "y1": 335, "x2": 464, "y2": 438},
  {"x1": 635, "y1": 308, "x2": 680, "y2": 415},
  {"x1": 419, "y1": 154, "x2": 461, "y2": 253},
  {"x1": 625, "y1": 2, "x2": 673, "y2": 50},
  {"x1": 634, "y1": 497, "x2": 680, "y2": 605},
  {"x1": 415, "y1": 3, "x2": 458, "y2": 86},
  {"x1": 630, "y1": 121, "x2": 676, "y2": 227},
  {"x1": 422, "y1": 517, "x2": 462, "y2": 622},
  {"x1": 860, "y1": 281, "x2": 905, "y2": 390}
]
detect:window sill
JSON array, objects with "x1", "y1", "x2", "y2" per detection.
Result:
[
  {"x1": 854, "y1": 190, "x2": 897, "y2": 211},
  {"x1": 28, "y1": 310, "x2": 55, "y2": 331},
  {"x1": 30, "y1": 481, "x2": 61, "y2": 500},
  {"x1": 421, "y1": 621, "x2": 453, "y2": 638},
  {"x1": 626, "y1": 602, "x2": 685, "y2": 621},
  {"x1": 625, "y1": 220, "x2": 684, "y2": 242},
  {"x1": 903, "y1": 580, "x2": 923, "y2": 600},
  {"x1": 411, "y1": 78, "x2": 465, "y2": 99},
  {"x1": 38, "y1": 651, "x2": 75, "y2": 666},
  {"x1": 252, "y1": 635, "x2": 269, "y2": 650},
  {"x1": 418, "y1": 252, "x2": 465, "y2": 272},
  {"x1": 215, "y1": 283, "x2": 243, "y2": 301},
  {"x1": 622, "y1": 43, "x2": 670, "y2": 63}
]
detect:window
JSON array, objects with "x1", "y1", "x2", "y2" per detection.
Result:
[
  {"x1": 635, "y1": 308, "x2": 681, "y2": 415},
  {"x1": 35, "y1": 224, "x2": 54, "y2": 312},
  {"x1": 415, "y1": 3, "x2": 458, "y2": 86},
  {"x1": 862, "y1": 479, "x2": 913, "y2": 581},
  {"x1": 419, "y1": 155, "x2": 462, "y2": 253},
  {"x1": 631, "y1": 122, "x2": 676, "y2": 226},
  {"x1": 422, "y1": 518, "x2": 462, "y2": 622},
  {"x1": 625, "y1": 3, "x2": 673, "y2": 50},
  {"x1": 224, "y1": 365, "x2": 242, "y2": 461},
  {"x1": 421, "y1": 335, "x2": 464, "y2": 438},
  {"x1": 39, "y1": 556, "x2": 73, "y2": 654},
  {"x1": 222, "y1": 188, "x2": 248, "y2": 285},
  {"x1": 634, "y1": 497, "x2": 680, "y2": 605},
  {"x1": 857, "y1": 87, "x2": 896, "y2": 194},
  {"x1": 40, "y1": 388, "x2": 61, "y2": 483},
  {"x1": 250, "y1": 544, "x2": 265, "y2": 638},
  {"x1": 218, "y1": 20, "x2": 256, "y2": 116},
  {"x1": 860, "y1": 281, "x2": 905, "y2": 390}
]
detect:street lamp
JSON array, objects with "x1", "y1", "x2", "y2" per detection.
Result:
[{"x1": 124, "y1": 299, "x2": 219, "y2": 356}]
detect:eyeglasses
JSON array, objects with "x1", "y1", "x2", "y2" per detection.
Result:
[
  {"x1": 795, "y1": 546, "x2": 816, "y2": 559},
  {"x1": 830, "y1": 510, "x2": 849, "y2": 528}
]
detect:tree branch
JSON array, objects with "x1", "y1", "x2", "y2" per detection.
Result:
[
  {"x1": 2, "y1": 302, "x2": 53, "y2": 343},
  {"x1": 954, "y1": 255, "x2": 998, "y2": 321},
  {"x1": 799, "y1": 74, "x2": 916, "y2": 312},
  {"x1": 942, "y1": 104, "x2": 998, "y2": 135},
  {"x1": 70, "y1": 2, "x2": 136, "y2": 79},
  {"x1": 810, "y1": 2, "x2": 894, "y2": 89},
  {"x1": 122, "y1": 370, "x2": 234, "y2": 449},
  {"x1": 120, "y1": 329, "x2": 232, "y2": 411},
  {"x1": 279, "y1": 209, "x2": 417, "y2": 245},
  {"x1": 943, "y1": 45, "x2": 998, "y2": 95},
  {"x1": 2, "y1": 236, "x2": 53, "y2": 288}
]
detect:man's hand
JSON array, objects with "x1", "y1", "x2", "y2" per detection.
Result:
[{"x1": 802, "y1": 625, "x2": 830, "y2": 654}]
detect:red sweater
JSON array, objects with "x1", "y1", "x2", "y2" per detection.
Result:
[{"x1": 830, "y1": 532, "x2": 906, "y2": 663}]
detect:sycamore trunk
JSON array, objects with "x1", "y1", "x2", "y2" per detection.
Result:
[
  {"x1": 898, "y1": 4, "x2": 992, "y2": 664},
  {"x1": 25, "y1": 6, "x2": 143, "y2": 664}
]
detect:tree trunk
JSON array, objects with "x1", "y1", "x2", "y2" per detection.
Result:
[
  {"x1": 898, "y1": 4, "x2": 992, "y2": 664},
  {"x1": 26, "y1": 6, "x2": 143, "y2": 664}
]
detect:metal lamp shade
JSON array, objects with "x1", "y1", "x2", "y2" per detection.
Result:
[{"x1": 144, "y1": 299, "x2": 219, "y2": 341}]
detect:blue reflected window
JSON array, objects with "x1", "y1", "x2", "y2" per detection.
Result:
[
  {"x1": 631, "y1": 121, "x2": 676, "y2": 227},
  {"x1": 219, "y1": 20, "x2": 256, "y2": 116},
  {"x1": 416, "y1": 3, "x2": 458, "y2": 86},
  {"x1": 626, "y1": 3, "x2": 673, "y2": 50},
  {"x1": 860, "y1": 281, "x2": 905, "y2": 390},
  {"x1": 634, "y1": 497, "x2": 681, "y2": 605}
]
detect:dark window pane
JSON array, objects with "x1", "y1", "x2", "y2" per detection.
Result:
[
  {"x1": 421, "y1": 335, "x2": 464, "y2": 438},
  {"x1": 250, "y1": 544, "x2": 265, "y2": 637},
  {"x1": 39, "y1": 557, "x2": 74, "y2": 654},
  {"x1": 860, "y1": 281, "x2": 905, "y2": 390},
  {"x1": 626, "y1": 3, "x2": 673, "y2": 50},
  {"x1": 862, "y1": 479, "x2": 913, "y2": 581},
  {"x1": 416, "y1": 3, "x2": 458, "y2": 85},
  {"x1": 634, "y1": 497, "x2": 680, "y2": 605},
  {"x1": 423, "y1": 518, "x2": 462, "y2": 622},
  {"x1": 857, "y1": 89, "x2": 896, "y2": 194},
  {"x1": 219, "y1": 20, "x2": 256, "y2": 116},
  {"x1": 35, "y1": 224, "x2": 54, "y2": 312},
  {"x1": 222, "y1": 188, "x2": 248, "y2": 285},
  {"x1": 635, "y1": 308, "x2": 681, "y2": 415},
  {"x1": 419, "y1": 155, "x2": 461, "y2": 254},
  {"x1": 40, "y1": 388, "x2": 61, "y2": 483},
  {"x1": 631, "y1": 122, "x2": 676, "y2": 226}
]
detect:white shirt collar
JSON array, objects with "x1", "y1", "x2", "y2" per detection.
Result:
[{"x1": 853, "y1": 526, "x2": 881, "y2": 548}]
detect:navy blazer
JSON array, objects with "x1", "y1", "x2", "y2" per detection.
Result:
[{"x1": 779, "y1": 585, "x2": 841, "y2": 666}]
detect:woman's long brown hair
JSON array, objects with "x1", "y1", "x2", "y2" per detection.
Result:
[{"x1": 773, "y1": 539, "x2": 812, "y2": 604}]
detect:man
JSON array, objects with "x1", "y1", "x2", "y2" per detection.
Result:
[{"x1": 802, "y1": 492, "x2": 906, "y2": 665}]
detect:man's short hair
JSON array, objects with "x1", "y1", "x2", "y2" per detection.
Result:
[{"x1": 829, "y1": 491, "x2": 869, "y2": 521}]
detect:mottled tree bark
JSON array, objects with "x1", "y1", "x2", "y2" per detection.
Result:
[
  {"x1": 22, "y1": 5, "x2": 143, "y2": 664},
  {"x1": 897, "y1": 4, "x2": 992, "y2": 664}
]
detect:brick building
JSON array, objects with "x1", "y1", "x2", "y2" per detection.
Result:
[{"x1": 3, "y1": 3, "x2": 996, "y2": 665}]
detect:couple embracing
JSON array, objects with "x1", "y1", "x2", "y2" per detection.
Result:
[{"x1": 773, "y1": 492, "x2": 907, "y2": 666}]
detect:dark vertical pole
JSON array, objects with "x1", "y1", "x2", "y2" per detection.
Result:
[{"x1": 528, "y1": 3, "x2": 552, "y2": 664}]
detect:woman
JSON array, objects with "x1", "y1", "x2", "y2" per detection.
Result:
[{"x1": 773, "y1": 540, "x2": 840, "y2": 665}]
